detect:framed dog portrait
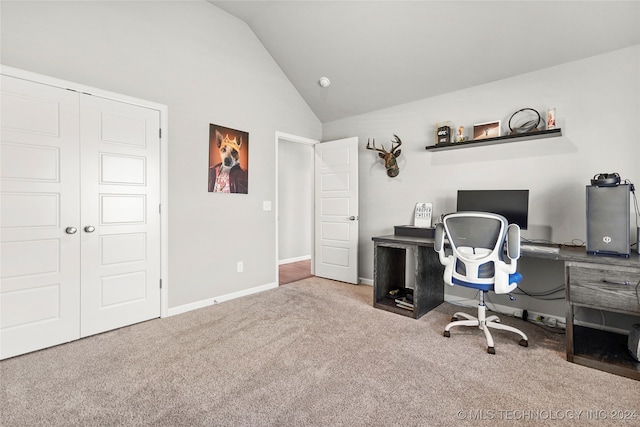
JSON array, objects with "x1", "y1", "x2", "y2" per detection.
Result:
[
  {"x1": 208, "y1": 124, "x2": 249, "y2": 194},
  {"x1": 473, "y1": 120, "x2": 501, "y2": 140}
]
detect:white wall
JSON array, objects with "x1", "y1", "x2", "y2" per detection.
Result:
[
  {"x1": 2, "y1": 1, "x2": 638, "y2": 321},
  {"x1": 278, "y1": 139, "x2": 313, "y2": 262},
  {"x1": 324, "y1": 45, "x2": 640, "y2": 318},
  {"x1": 0, "y1": 1, "x2": 322, "y2": 309}
]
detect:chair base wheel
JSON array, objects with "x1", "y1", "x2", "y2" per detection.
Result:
[
  {"x1": 443, "y1": 330, "x2": 451, "y2": 338},
  {"x1": 519, "y1": 339, "x2": 528, "y2": 347},
  {"x1": 451, "y1": 316, "x2": 458, "y2": 322},
  {"x1": 487, "y1": 347, "x2": 496, "y2": 354}
]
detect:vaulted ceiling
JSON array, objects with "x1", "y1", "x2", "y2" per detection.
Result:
[{"x1": 210, "y1": 1, "x2": 640, "y2": 123}]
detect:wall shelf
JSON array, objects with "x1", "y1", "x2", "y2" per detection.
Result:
[{"x1": 425, "y1": 128, "x2": 562, "y2": 152}]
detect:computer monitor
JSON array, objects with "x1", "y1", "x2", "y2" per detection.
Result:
[{"x1": 456, "y1": 190, "x2": 529, "y2": 230}]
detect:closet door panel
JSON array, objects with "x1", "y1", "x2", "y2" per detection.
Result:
[
  {"x1": 79, "y1": 95, "x2": 161, "y2": 337},
  {"x1": 0, "y1": 75, "x2": 81, "y2": 360}
]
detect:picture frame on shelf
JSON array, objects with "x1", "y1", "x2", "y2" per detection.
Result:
[
  {"x1": 473, "y1": 120, "x2": 501, "y2": 140},
  {"x1": 435, "y1": 120, "x2": 454, "y2": 144}
]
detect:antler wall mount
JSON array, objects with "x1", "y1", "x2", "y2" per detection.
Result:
[{"x1": 366, "y1": 134, "x2": 403, "y2": 177}]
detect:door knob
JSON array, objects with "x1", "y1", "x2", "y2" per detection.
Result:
[
  {"x1": 84, "y1": 225, "x2": 95, "y2": 233},
  {"x1": 65, "y1": 227, "x2": 77, "y2": 234},
  {"x1": 349, "y1": 216, "x2": 358, "y2": 221}
]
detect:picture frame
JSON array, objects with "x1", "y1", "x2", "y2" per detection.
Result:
[
  {"x1": 473, "y1": 120, "x2": 501, "y2": 140},
  {"x1": 435, "y1": 120, "x2": 454, "y2": 144},
  {"x1": 208, "y1": 124, "x2": 249, "y2": 194}
]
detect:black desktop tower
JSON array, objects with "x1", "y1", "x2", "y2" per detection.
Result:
[{"x1": 586, "y1": 184, "x2": 630, "y2": 257}]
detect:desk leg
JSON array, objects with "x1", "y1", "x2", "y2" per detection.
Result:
[
  {"x1": 565, "y1": 264, "x2": 574, "y2": 362},
  {"x1": 414, "y1": 246, "x2": 445, "y2": 318}
]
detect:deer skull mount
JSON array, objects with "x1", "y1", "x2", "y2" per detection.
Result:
[{"x1": 366, "y1": 134, "x2": 402, "y2": 177}]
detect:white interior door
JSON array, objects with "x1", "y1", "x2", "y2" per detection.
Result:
[
  {"x1": 79, "y1": 95, "x2": 161, "y2": 337},
  {"x1": 314, "y1": 137, "x2": 359, "y2": 284},
  {"x1": 0, "y1": 75, "x2": 81, "y2": 359}
]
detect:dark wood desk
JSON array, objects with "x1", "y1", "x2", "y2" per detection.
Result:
[
  {"x1": 372, "y1": 235, "x2": 444, "y2": 319},
  {"x1": 372, "y1": 234, "x2": 640, "y2": 380}
]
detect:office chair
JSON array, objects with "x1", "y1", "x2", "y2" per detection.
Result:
[{"x1": 434, "y1": 212, "x2": 528, "y2": 354}]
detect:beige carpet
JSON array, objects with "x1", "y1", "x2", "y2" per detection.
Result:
[{"x1": 1, "y1": 277, "x2": 639, "y2": 426}]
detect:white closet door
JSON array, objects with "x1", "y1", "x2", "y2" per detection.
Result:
[
  {"x1": 79, "y1": 95, "x2": 161, "y2": 337},
  {"x1": 0, "y1": 76, "x2": 81, "y2": 359}
]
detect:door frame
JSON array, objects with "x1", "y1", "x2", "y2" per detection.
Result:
[
  {"x1": 1, "y1": 65, "x2": 170, "y2": 318},
  {"x1": 274, "y1": 131, "x2": 319, "y2": 285}
]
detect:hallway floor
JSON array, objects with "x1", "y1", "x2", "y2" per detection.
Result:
[{"x1": 279, "y1": 259, "x2": 312, "y2": 285}]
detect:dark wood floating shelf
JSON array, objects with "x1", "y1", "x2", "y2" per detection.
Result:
[{"x1": 425, "y1": 128, "x2": 562, "y2": 151}]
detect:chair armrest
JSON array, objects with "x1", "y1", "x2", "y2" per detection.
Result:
[
  {"x1": 494, "y1": 262, "x2": 519, "y2": 294},
  {"x1": 506, "y1": 223, "x2": 520, "y2": 260},
  {"x1": 434, "y1": 222, "x2": 454, "y2": 285},
  {"x1": 435, "y1": 223, "x2": 444, "y2": 251}
]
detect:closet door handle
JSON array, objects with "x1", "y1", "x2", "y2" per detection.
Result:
[
  {"x1": 65, "y1": 227, "x2": 78, "y2": 234},
  {"x1": 84, "y1": 225, "x2": 95, "y2": 233}
]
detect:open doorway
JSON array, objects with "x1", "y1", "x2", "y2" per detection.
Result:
[
  {"x1": 279, "y1": 259, "x2": 312, "y2": 285},
  {"x1": 275, "y1": 132, "x2": 318, "y2": 285}
]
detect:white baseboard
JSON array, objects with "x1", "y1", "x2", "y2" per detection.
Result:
[
  {"x1": 572, "y1": 319, "x2": 631, "y2": 335},
  {"x1": 359, "y1": 277, "x2": 373, "y2": 286},
  {"x1": 167, "y1": 282, "x2": 278, "y2": 317},
  {"x1": 278, "y1": 255, "x2": 311, "y2": 265}
]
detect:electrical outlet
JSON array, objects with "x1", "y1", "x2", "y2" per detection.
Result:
[
  {"x1": 513, "y1": 309, "x2": 523, "y2": 319},
  {"x1": 237, "y1": 261, "x2": 244, "y2": 273},
  {"x1": 523, "y1": 311, "x2": 566, "y2": 329}
]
